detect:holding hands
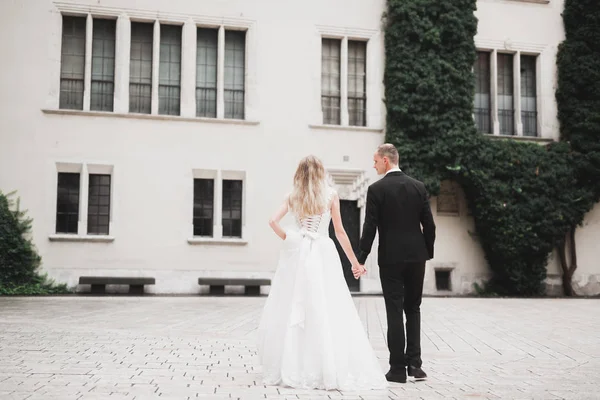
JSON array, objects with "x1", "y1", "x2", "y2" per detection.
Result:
[{"x1": 352, "y1": 263, "x2": 367, "y2": 279}]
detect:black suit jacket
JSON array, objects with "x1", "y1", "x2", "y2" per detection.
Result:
[{"x1": 357, "y1": 171, "x2": 436, "y2": 265}]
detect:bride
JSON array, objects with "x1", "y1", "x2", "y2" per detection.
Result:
[{"x1": 256, "y1": 155, "x2": 387, "y2": 391}]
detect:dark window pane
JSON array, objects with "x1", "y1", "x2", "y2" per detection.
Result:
[
  {"x1": 196, "y1": 28, "x2": 218, "y2": 118},
  {"x1": 159, "y1": 24, "x2": 182, "y2": 116},
  {"x1": 87, "y1": 174, "x2": 111, "y2": 235},
  {"x1": 91, "y1": 19, "x2": 116, "y2": 111},
  {"x1": 435, "y1": 270, "x2": 452, "y2": 291},
  {"x1": 130, "y1": 22, "x2": 153, "y2": 114},
  {"x1": 497, "y1": 53, "x2": 514, "y2": 135},
  {"x1": 224, "y1": 30, "x2": 245, "y2": 119},
  {"x1": 348, "y1": 41, "x2": 366, "y2": 127},
  {"x1": 321, "y1": 38, "x2": 341, "y2": 125},
  {"x1": 193, "y1": 179, "x2": 214, "y2": 237},
  {"x1": 56, "y1": 172, "x2": 80, "y2": 233},
  {"x1": 521, "y1": 55, "x2": 538, "y2": 137},
  {"x1": 59, "y1": 16, "x2": 86, "y2": 110},
  {"x1": 222, "y1": 179, "x2": 243, "y2": 238},
  {"x1": 474, "y1": 51, "x2": 491, "y2": 133}
]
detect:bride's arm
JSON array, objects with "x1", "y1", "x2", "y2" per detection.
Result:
[
  {"x1": 268, "y1": 200, "x2": 289, "y2": 240},
  {"x1": 331, "y1": 193, "x2": 362, "y2": 271}
]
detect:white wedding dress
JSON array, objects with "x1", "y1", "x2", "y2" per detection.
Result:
[{"x1": 256, "y1": 189, "x2": 387, "y2": 391}]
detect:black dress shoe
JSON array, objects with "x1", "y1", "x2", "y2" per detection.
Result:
[
  {"x1": 407, "y1": 365, "x2": 427, "y2": 379},
  {"x1": 385, "y1": 369, "x2": 407, "y2": 383}
]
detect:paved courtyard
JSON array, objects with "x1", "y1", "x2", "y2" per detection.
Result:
[{"x1": 0, "y1": 296, "x2": 599, "y2": 400}]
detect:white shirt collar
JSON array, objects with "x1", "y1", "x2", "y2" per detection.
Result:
[{"x1": 385, "y1": 167, "x2": 402, "y2": 175}]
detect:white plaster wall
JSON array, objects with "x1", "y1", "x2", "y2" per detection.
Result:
[
  {"x1": 2, "y1": 0, "x2": 597, "y2": 296},
  {"x1": 475, "y1": 0, "x2": 565, "y2": 140},
  {"x1": 0, "y1": 0, "x2": 387, "y2": 293}
]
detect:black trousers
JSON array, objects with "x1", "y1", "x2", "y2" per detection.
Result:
[{"x1": 379, "y1": 261, "x2": 426, "y2": 370}]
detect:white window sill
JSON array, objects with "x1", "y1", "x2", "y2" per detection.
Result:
[
  {"x1": 484, "y1": 134, "x2": 554, "y2": 144},
  {"x1": 42, "y1": 109, "x2": 260, "y2": 126},
  {"x1": 506, "y1": 0, "x2": 549, "y2": 4},
  {"x1": 309, "y1": 124, "x2": 384, "y2": 133},
  {"x1": 187, "y1": 237, "x2": 248, "y2": 245},
  {"x1": 49, "y1": 234, "x2": 115, "y2": 243}
]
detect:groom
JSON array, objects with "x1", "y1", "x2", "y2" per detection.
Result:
[{"x1": 354, "y1": 144, "x2": 436, "y2": 384}]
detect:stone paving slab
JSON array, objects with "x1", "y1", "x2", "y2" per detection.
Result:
[{"x1": 0, "y1": 296, "x2": 599, "y2": 399}]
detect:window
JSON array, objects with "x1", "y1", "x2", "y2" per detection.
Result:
[
  {"x1": 435, "y1": 270, "x2": 451, "y2": 291},
  {"x1": 87, "y1": 174, "x2": 111, "y2": 235},
  {"x1": 190, "y1": 171, "x2": 245, "y2": 242},
  {"x1": 54, "y1": 164, "x2": 113, "y2": 238},
  {"x1": 56, "y1": 172, "x2": 80, "y2": 234},
  {"x1": 91, "y1": 19, "x2": 116, "y2": 112},
  {"x1": 193, "y1": 178, "x2": 214, "y2": 237},
  {"x1": 222, "y1": 180, "x2": 243, "y2": 238},
  {"x1": 224, "y1": 30, "x2": 246, "y2": 120},
  {"x1": 321, "y1": 38, "x2": 341, "y2": 125},
  {"x1": 59, "y1": 16, "x2": 116, "y2": 112},
  {"x1": 129, "y1": 22, "x2": 153, "y2": 114},
  {"x1": 196, "y1": 28, "x2": 218, "y2": 118},
  {"x1": 59, "y1": 16, "x2": 86, "y2": 110},
  {"x1": 497, "y1": 53, "x2": 515, "y2": 136},
  {"x1": 56, "y1": 13, "x2": 250, "y2": 121},
  {"x1": 474, "y1": 52, "x2": 491, "y2": 133},
  {"x1": 474, "y1": 51, "x2": 539, "y2": 136},
  {"x1": 159, "y1": 24, "x2": 182, "y2": 116},
  {"x1": 348, "y1": 41, "x2": 367, "y2": 127},
  {"x1": 521, "y1": 55, "x2": 537, "y2": 137}
]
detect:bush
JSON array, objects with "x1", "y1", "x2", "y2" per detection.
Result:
[{"x1": 0, "y1": 191, "x2": 71, "y2": 295}]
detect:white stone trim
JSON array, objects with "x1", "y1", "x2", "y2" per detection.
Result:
[
  {"x1": 475, "y1": 37, "x2": 547, "y2": 54},
  {"x1": 365, "y1": 33, "x2": 382, "y2": 130},
  {"x1": 187, "y1": 237, "x2": 248, "y2": 245},
  {"x1": 221, "y1": 170, "x2": 246, "y2": 180},
  {"x1": 484, "y1": 134, "x2": 554, "y2": 144},
  {"x1": 491, "y1": 49, "x2": 499, "y2": 135},
  {"x1": 86, "y1": 164, "x2": 114, "y2": 175},
  {"x1": 83, "y1": 14, "x2": 93, "y2": 111},
  {"x1": 53, "y1": 2, "x2": 255, "y2": 27},
  {"x1": 316, "y1": 25, "x2": 378, "y2": 40},
  {"x1": 56, "y1": 162, "x2": 83, "y2": 174},
  {"x1": 216, "y1": 26, "x2": 225, "y2": 119},
  {"x1": 340, "y1": 37, "x2": 349, "y2": 126},
  {"x1": 514, "y1": 51, "x2": 523, "y2": 136},
  {"x1": 535, "y1": 52, "x2": 544, "y2": 137},
  {"x1": 114, "y1": 14, "x2": 131, "y2": 114},
  {"x1": 308, "y1": 124, "x2": 383, "y2": 133},
  {"x1": 325, "y1": 168, "x2": 369, "y2": 207},
  {"x1": 180, "y1": 19, "x2": 197, "y2": 118},
  {"x1": 41, "y1": 109, "x2": 260, "y2": 125},
  {"x1": 503, "y1": 0, "x2": 550, "y2": 4},
  {"x1": 192, "y1": 169, "x2": 217, "y2": 180},
  {"x1": 151, "y1": 20, "x2": 160, "y2": 115},
  {"x1": 49, "y1": 234, "x2": 115, "y2": 242}
]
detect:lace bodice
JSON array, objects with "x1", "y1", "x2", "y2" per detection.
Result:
[{"x1": 292, "y1": 188, "x2": 335, "y2": 238}]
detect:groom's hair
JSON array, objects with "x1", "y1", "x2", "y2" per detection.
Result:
[{"x1": 377, "y1": 143, "x2": 399, "y2": 165}]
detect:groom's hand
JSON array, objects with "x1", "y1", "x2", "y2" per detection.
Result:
[{"x1": 352, "y1": 264, "x2": 367, "y2": 279}]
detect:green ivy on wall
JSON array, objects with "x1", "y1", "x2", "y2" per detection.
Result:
[{"x1": 384, "y1": 0, "x2": 596, "y2": 295}]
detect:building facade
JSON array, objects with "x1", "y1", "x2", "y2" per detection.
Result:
[{"x1": 1, "y1": 0, "x2": 598, "y2": 295}]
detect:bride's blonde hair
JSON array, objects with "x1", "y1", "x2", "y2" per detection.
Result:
[{"x1": 288, "y1": 155, "x2": 328, "y2": 218}]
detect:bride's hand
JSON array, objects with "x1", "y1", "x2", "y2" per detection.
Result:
[{"x1": 352, "y1": 263, "x2": 366, "y2": 279}]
